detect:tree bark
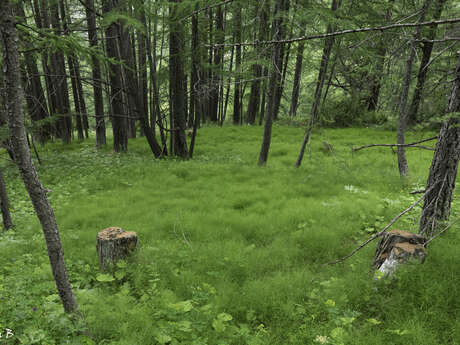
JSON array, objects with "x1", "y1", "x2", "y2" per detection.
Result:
[
  {"x1": 295, "y1": 0, "x2": 341, "y2": 168},
  {"x1": 396, "y1": 0, "x2": 432, "y2": 177},
  {"x1": 407, "y1": 0, "x2": 447, "y2": 124},
  {"x1": 258, "y1": 0, "x2": 287, "y2": 166},
  {"x1": 289, "y1": 26, "x2": 306, "y2": 117},
  {"x1": 102, "y1": 0, "x2": 128, "y2": 152},
  {"x1": 85, "y1": 0, "x2": 106, "y2": 147},
  {"x1": 233, "y1": 3, "x2": 242, "y2": 125},
  {"x1": 246, "y1": 2, "x2": 269, "y2": 125},
  {"x1": 0, "y1": 167, "x2": 13, "y2": 231},
  {"x1": 419, "y1": 52, "x2": 460, "y2": 238},
  {"x1": 169, "y1": 0, "x2": 188, "y2": 158},
  {"x1": 0, "y1": 0, "x2": 78, "y2": 312}
]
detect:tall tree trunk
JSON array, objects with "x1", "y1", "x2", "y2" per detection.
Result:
[
  {"x1": 295, "y1": 0, "x2": 341, "y2": 168},
  {"x1": 407, "y1": 0, "x2": 447, "y2": 124},
  {"x1": 50, "y1": 1, "x2": 72, "y2": 143},
  {"x1": 289, "y1": 26, "x2": 306, "y2": 117},
  {"x1": 169, "y1": 0, "x2": 188, "y2": 157},
  {"x1": 15, "y1": 2, "x2": 50, "y2": 144},
  {"x1": 85, "y1": 0, "x2": 106, "y2": 147},
  {"x1": 102, "y1": 0, "x2": 128, "y2": 152},
  {"x1": 233, "y1": 3, "x2": 242, "y2": 125},
  {"x1": 209, "y1": 6, "x2": 224, "y2": 123},
  {"x1": 419, "y1": 52, "x2": 460, "y2": 238},
  {"x1": 246, "y1": 2, "x2": 269, "y2": 125},
  {"x1": 0, "y1": 0, "x2": 78, "y2": 312},
  {"x1": 397, "y1": 0, "x2": 432, "y2": 177},
  {"x1": 366, "y1": 0, "x2": 394, "y2": 111},
  {"x1": 138, "y1": 1, "x2": 148, "y2": 137},
  {"x1": 258, "y1": 0, "x2": 287, "y2": 166}
]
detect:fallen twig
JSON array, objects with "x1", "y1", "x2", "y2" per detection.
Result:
[
  {"x1": 352, "y1": 136, "x2": 437, "y2": 152},
  {"x1": 326, "y1": 187, "x2": 433, "y2": 265},
  {"x1": 410, "y1": 189, "x2": 426, "y2": 194}
]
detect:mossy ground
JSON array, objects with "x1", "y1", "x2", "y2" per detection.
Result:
[{"x1": 1, "y1": 125, "x2": 459, "y2": 345}]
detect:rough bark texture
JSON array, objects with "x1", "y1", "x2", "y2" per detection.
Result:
[
  {"x1": 0, "y1": 1, "x2": 78, "y2": 312},
  {"x1": 419, "y1": 53, "x2": 460, "y2": 237},
  {"x1": 85, "y1": 0, "x2": 106, "y2": 147},
  {"x1": 0, "y1": 167, "x2": 13, "y2": 230},
  {"x1": 97, "y1": 227, "x2": 138, "y2": 271},
  {"x1": 373, "y1": 230, "x2": 426, "y2": 276}
]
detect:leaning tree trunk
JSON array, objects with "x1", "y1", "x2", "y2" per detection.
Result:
[
  {"x1": 0, "y1": 0, "x2": 78, "y2": 312},
  {"x1": 295, "y1": 0, "x2": 340, "y2": 168},
  {"x1": 419, "y1": 52, "x2": 460, "y2": 238}
]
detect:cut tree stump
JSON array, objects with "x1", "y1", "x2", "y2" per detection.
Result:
[
  {"x1": 373, "y1": 230, "x2": 426, "y2": 276},
  {"x1": 97, "y1": 227, "x2": 138, "y2": 271}
]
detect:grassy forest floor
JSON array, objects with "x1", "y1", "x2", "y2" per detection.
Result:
[{"x1": 1, "y1": 125, "x2": 459, "y2": 345}]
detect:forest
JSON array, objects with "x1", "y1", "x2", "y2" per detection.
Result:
[{"x1": 0, "y1": 0, "x2": 460, "y2": 344}]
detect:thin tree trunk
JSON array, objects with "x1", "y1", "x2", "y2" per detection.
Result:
[
  {"x1": 258, "y1": 0, "x2": 287, "y2": 166},
  {"x1": 419, "y1": 52, "x2": 460, "y2": 238},
  {"x1": 397, "y1": 0, "x2": 432, "y2": 177},
  {"x1": 407, "y1": 0, "x2": 447, "y2": 124},
  {"x1": 102, "y1": 0, "x2": 128, "y2": 152},
  {"x1": 295, "y1": 0, "x2": 341, "y2": 168},
  {"x1": 169, "y1": 0, "x2": 188, "y2": 157},
  {"x1": 289, "y1": 26, "x2": 306, "y2": 117},
  {"x1": 85, "y1": 0, "x2": 106, "y2": 147},
  {"x1": 366, "y1": 0, "x2": 394, "y2": 111},
  {"x1": 0, "y1": 168, "x2": 13, "y2": 231},
  {"x1": 0, "y1": 0, "x2": 78, "y2": 312},
  {"x1": 233, "y1": 3, "x2": 242, "y2": 125}
]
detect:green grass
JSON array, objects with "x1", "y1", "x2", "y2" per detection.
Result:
[{"x1": 1, "y1": 125, "x2": 459, "y2": 345}]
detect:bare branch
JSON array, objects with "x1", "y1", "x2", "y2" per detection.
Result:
[
  {"x1": 326, "y1": 188, "x2": 432, "y2": 265},
  {"x1": 352, "y1": 136, "x2": 437, "y2": 152},
  {"x1": 210, "y1": 18, "x2": 460, "y2": 48}
]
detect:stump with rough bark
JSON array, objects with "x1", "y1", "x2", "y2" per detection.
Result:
[
  {"x1": 97, "y1": 227, "x2": 138, "y2": 271},
  {"x1": 373, "y1": 230, "x2": 426, "y2": 276}
]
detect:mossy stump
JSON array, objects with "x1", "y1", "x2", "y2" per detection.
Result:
[
  {"x1": 373, "y1": 230, "x2": 426, "y2": 276},
  {"x1": 97, "y1": 227, "x2": 138, "y2": 271}
]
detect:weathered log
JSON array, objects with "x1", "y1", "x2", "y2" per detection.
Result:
[
  {"x1": 97, "y1": 227, "x2": 138, "y2": 271},
  {"x1": 373, "y1": 230, "x2": 426, "y2": 276}
]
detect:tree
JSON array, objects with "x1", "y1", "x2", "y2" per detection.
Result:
[
  {"x1": 0, "y1": 0, "x2": 78, "y2": 312},
  {"x1": 169, "y1": 0, "x2": 188, "y2": 158},
  {"x1": 295, "y1": 0, "x2": 341, "y2": 168},
  {"x1": 419, "y1": 51, "x2": 460, "y2": 238},
  {"x1": 85, "y1": 0, "x2": 106, "y2": 147},
  {"x1": 102, "y1": 0, "x2": 128, "y2": 152}
]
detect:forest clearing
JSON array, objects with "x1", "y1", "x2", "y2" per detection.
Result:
[
  {"x1": 1, "y1": 0, "x2": 460, "y2": 344},
  {"x1": 1, "y1": 126, "x2": 459, "y2": 344}
]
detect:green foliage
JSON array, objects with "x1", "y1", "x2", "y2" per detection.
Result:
[{"x1": 0, "y1": 126, "x2": 458, "y2": 344}]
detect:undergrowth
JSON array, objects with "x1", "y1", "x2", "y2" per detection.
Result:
[{"x1": 0, "y1": 125, "x2": 459, "y2": 344}]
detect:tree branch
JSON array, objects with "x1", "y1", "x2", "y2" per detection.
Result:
[
  {"x1": 210, "y1": 18, "x2": 460, "y2": 47},
  {"x1": 352, "y1": 136, "x2": 437, "y2": 152},
  {"x1": 326, "y1": 188, "x2": 433, "y2": 265}
]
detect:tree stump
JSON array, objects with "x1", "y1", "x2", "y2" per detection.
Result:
[
  {"x1": 97, "y1": 227, "x2": 138, "y2": 271},
  {"x1": 373, "y1": 230, "x2": 426, "y2": 276}
]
